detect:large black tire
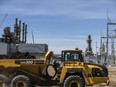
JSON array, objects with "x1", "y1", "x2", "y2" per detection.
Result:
[
  {"x1": 63, "y1": 75, "x2": 85, "y2": 87},
  {"x1": 11, "y1": 75, "x2": 31, "y2": 87},
  {"x1": 0, "y1": 74, "x2": 10, "y2": 87}
]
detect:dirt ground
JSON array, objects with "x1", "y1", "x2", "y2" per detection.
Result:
[
  {"x1": 106, "y1": 67, "x2": 116, "y2": 87},
  {"x1": 37, "y1": 67, "x2": 116, "y2": 87}
]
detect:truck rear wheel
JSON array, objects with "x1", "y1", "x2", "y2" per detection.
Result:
[
  {"x1": 11, "y1": 75, "x2": 31, "y2": 87},
  {"x1": 63, "y1": 75, "x2": 84, "y2": 87},
  {"x1": 0, "y1": 74, "x2": 10, "y2": 87}
]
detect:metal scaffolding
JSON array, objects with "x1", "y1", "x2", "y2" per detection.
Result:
[{"x1": 100, "y1": 20, "x2": 116, "y2": 65}]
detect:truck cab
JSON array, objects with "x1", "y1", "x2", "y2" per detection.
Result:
[{"x1": 61, "y1": 50, "x2": 84, "y2": 62}]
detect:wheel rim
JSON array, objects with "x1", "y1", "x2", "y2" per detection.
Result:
[
  {"x1": 69, "y1": 80, "x2": 80, "y2": 87},
  {"x1": 16, "y1": 80, "x2": 26, "y2": 87},
  {"x1": 0, "y1": 81, "x2": 5, "y2": 87}
]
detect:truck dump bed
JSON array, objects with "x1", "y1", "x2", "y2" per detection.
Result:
[
  {"x1": 0, "y1": 51, "x2": 52, "y2": 78},
  {"x1": 0, "y1": 59, "x2": 44, "y2": 68}
]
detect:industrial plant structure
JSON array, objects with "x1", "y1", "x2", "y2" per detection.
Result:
[
  {"x1": 99, "y1": 17, "x2": 116, "y2": 66},
  {"x1": 0, "y1": 17, "x2": 48, "y2": 59},
  {"x1": 84, "y1": 35, "x2": 97, "y2": 64}
]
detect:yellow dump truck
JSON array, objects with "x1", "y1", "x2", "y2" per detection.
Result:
[{"x1": 0, "y1": 50, "x2": 109, "y2": 87}]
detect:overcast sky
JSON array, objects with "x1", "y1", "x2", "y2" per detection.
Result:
[{"x1": 0, "y1": 0, "x2": 116, "y2": 53}]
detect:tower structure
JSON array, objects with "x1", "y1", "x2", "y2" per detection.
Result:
[{"x1": 85, "y1": 35, "x2": 93, "y2": 56}]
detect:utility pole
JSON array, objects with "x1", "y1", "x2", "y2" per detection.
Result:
[
  {"x1": 96, "y1": 41, "x2": 98, "y2": 64},
  {"x1": 106, "y1": 20, "x2": 109, "y2": 65}
]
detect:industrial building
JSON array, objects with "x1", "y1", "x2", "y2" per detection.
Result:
[{"x1": 0, "y1": 17, "x2": 48, "y2": 59}]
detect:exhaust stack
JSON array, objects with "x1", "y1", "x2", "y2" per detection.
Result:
[
  {"x1": 22, "y1": 22, "x2": 25, "y2": 43},
  {"x1": 25, "y1": 24, "x2": 27, "y2": 43}
]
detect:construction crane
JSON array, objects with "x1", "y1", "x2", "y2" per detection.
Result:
[
  {"x1": 31, "y1": 31, "x2": 34, "y2": 44},
  {"x1": 0, "y1": 14, "x2": 7, "y2": 28}
]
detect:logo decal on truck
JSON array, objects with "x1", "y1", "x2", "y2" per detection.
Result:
[
  {"x1": 26, "y1": 60, "x2": 34, "y2": 64},
  {"x1": 15, "y1": 60, "x2": 34, "y2": 64}
]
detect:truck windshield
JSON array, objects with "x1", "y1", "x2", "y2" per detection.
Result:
[{"x1": 62, "y1": 51, "x2": 83, "y2": 62}]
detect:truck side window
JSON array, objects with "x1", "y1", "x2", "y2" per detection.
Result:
[
  {"x1": 65, "y1": 52, "x2": 70, "y2": 61},
  {"x1": 92, "y1": 68, "x2": 102, "y2": 77}
]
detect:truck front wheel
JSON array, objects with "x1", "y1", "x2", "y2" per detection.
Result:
[
  {"x1": 63, "y1": 75, "x2": 84, "y2": 87},
  {"x1": 11, "y1": 75, "x2": 31, "y2": 87},
  {"x1": 0, "y1": 74, "x2": 10, "y2": 87}
]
